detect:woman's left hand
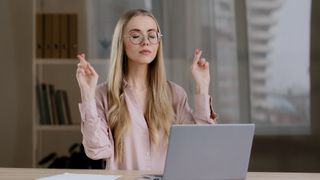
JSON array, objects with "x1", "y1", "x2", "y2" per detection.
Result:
[{"x1": 191, "y1": 48, "x2": 210, "y2": 95}]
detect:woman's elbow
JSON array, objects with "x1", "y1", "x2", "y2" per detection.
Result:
[{"x1": 83, "y1": 142, "x2": 113, "y2": 160}]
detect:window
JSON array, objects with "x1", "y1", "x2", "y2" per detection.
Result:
[
  {"x1": 88, "y1": 0, "x2": 311, "y2": 135},
  {"x1": 246, "y1": 0, "x2": 311, "y2": 134}
]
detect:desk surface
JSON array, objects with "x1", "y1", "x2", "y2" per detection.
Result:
[{"x1": 0, "y1": 168, "x2": 320, "y2": 180}]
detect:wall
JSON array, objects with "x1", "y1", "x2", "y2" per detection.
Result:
[{"x1": 0, "y1": 0, "x2": 33, "y2": 167}]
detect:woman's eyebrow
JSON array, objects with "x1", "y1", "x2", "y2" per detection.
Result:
[
  {"x1": 147, "y1": 28, "x2": 157, "y2": 32},
  {"x1": 128, "y1": 28, "x2": 157, "y2": 33},
  {"x1": 128, "y1": 29, "x2": 141, "y2": 33}
]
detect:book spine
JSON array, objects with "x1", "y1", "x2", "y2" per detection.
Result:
[
  {"x1": 62, "y1": 90, "x2": 72, "y2": 125},
  {"x1": 36, "y1": 84, "x2": 46, "y2": 124},
  {"x1": 48, "y1": 84, "x2": 58, "y2": 125},
  {"x1": 68, "y1": 14, "x2": 78, "y2": 58},
  {"x1": 52, "y1": 14, "x2": 60, "y2": 58},
  {"x1": 54, "y1": 90, "x2": 65, "y2": 125},
  {"x1": 44, "y1": 14, "x2": 53, "y2": 58},
  {"x1": 59, "y1": 14, "x2": 69, "y2": 58},
  {"x1": 40, "y1": 83, "x2": 51, "y2": 124},
  {"x1": 36, "y1": 14, "x2": 44, "y2": 58}
]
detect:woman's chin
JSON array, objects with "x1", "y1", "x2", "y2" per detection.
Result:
[{"x1": 132, "y1": 57, "x2": 155, "y2": 64}]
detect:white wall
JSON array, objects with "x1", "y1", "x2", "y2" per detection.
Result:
[{"x1": 0, "y1": 0, "x2": 33, "y2": 167}]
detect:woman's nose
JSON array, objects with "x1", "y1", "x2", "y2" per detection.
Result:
[{"x1": 140, "y1": 36, "x2": 150, "y2": 46}]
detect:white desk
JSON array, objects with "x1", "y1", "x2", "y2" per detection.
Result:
[{"x1": 0, "y1": 168, "x2": 320, "y2": 180}]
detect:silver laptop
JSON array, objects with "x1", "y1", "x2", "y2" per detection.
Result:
[{"x1": 143, "y1": 124, "x2": 255, "y2": 180}]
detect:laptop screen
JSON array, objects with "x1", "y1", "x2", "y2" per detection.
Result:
[{"x1": 162, "y1": 124, "x2": 255, "y2": 180}]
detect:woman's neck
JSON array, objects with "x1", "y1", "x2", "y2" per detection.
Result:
[{"x1": 126, "y1": 60, "x2": 149, "y2": 91}]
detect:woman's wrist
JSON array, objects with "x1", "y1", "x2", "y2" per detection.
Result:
[
  {"x1": 195, "y1": 84, "x2": 209, "y2": 95},
  {"x1": 80, "y1": 89, "x2": 95, "y2": 102}
]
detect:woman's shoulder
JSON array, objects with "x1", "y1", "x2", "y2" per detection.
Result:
[{"x1": 167, "y1": 80, "x2": 187, "y2": 97}]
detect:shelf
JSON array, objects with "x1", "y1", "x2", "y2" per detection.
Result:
[
  {"x1": 35, "y1": 59, "x2": 108, "y2": 65},
  {"x1": 35, "y1": 125, "x2": 81, "y2": 131}
]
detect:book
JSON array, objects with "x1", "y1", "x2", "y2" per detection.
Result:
[
  {"x1": 48, "y1": 84, "x2": 58, "y2": 124},
  {"x1": 36, "y1": 14, "x2": 44, "y2": 58},
  {"x1": 59, "y1": 14, "x2": 69, "y2": 58},
  {"x1": 52, "y1": 14, "x2": 60, "y2": 58},
  {"x1": 54, "y1": 90, "x2": 65, "y2": 125},
  {"x1": 36, "y1": 83, "x2": 51, "y2": 124},
  {"x1": 36, "y1": 84, "x2": 46, "y2": 124},
  {"x1": 61, "y1": 90, "x2": 72, "y2": 125},
  {"x1": 44, "y1": 14, "x2": 53, "y2": 58},
  {"x1": 68, "y1": 14, "x2": 78, "y2": 58}
]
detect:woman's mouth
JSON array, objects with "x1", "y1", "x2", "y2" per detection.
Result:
[{"x1": 139, "y1": 49, "x2": 152, "y2": 55}]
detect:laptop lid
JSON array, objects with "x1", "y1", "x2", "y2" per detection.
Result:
[{"x1": 162, "y1": 124, "x2": 255, "y2": 180}]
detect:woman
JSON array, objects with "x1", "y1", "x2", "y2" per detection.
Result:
[{"x1": 76, "y1": 9, "x2": 217, "y2": 171}]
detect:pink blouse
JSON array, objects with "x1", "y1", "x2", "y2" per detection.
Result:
[{"x1": 79, "y1": 80, "x2": 217, "y2": 171}]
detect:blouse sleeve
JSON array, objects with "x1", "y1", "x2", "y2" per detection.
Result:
[
  {"x1": 79, "y1": 83, "x2": 114, "y2": 160},
  {"x1": 169, "y1": 82, "x2": 217, "y2": 124}
]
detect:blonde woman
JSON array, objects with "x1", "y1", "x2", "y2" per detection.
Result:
[{"x1": 76, "y1": 9, "x2": 217, "y2": 171}]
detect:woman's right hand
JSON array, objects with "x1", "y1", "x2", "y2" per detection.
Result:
[{"x1": 76, "y1": 53, "x2": 99, "y2": 102}]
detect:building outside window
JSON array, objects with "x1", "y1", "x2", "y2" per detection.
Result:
[{"x1": 246, "y1": 0, "x2": 311, "y2": 134}]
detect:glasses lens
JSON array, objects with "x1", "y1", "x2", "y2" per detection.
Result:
[
  {"x1": 148, "y1": 32, "x2": 158, "y2": 44},
  {"x1": 129, "y1": 33, "x2": 143, "y2": 44},
  {"x1": 128, "y1": 32, "x2": 161, "y2": 44}
]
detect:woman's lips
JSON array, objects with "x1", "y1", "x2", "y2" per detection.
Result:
[{"x1": 139, "y1": 49, "x2": 152, "y2": 55}]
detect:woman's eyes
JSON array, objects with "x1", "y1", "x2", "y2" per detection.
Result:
[
  {"x1": 130, "y1": 33, "x2": 157, "y2": 38},
  {"x1": 131, "y1": 34, "x2": 141, "y2": 38}
]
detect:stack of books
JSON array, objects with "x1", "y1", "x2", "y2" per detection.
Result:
[{"x1": 36, "y1": 83, "x2": 72, "y2": 125}]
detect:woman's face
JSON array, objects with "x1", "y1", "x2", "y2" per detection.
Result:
[{"x1": 123, "y1": 15, "x2": 160, "y2": 65}]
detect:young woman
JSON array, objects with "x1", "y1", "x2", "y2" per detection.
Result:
[{"x1": 76, "y1": 9, "x2": 217, "y2": 171}]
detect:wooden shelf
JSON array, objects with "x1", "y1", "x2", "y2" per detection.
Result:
[{"x1": 32, "y1": 1, "x2": 109, "y2": 168}]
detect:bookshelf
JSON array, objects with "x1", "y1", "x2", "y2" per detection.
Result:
[{"x1": 32, "y1": 0, "x2": 108, "y2": 167}]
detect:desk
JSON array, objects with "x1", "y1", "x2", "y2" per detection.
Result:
[{"x1": 0, "y1": 168, "x2": 320, "y2": 180}]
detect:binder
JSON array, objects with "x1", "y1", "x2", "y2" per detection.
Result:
[
  {"x1": 68, "y1": 14, "x2": 78, "y2": 58},
  {"x1": 36, "y1": 14, "x2": 44, "y2": 58},
  {"x1": 59, "y1": 14, "x2": 69, "y2": 58},
  {"x1": 44, "y1": 14, "x2": 53, "y2": 58},
  {"x1": 52, "y1": 14, "x2": 60, "y2": 58}
]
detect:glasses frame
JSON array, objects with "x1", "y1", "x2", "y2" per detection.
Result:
[{"x1": 125, "y1": 32, "x2": 163, "y2": 45}]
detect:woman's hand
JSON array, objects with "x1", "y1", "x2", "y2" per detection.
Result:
[
  {"x1": 76, "y1": 53, "x2": 99, "y2": 102},
  {"x1": 191, "y1": 49, "x2": 210, "y2": 95}
]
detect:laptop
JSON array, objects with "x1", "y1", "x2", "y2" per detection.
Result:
[{"x1": 142, "y1": 124, "x2": 255, "y2": 180}]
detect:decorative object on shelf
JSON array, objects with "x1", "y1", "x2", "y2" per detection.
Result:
[{"x1": 38, "y1": 143, "x2": 105, "y2": 169}]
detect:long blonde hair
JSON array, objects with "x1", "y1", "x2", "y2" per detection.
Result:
[{"x1": 107, "y1": 9, "x2": 175, "y2": 163}]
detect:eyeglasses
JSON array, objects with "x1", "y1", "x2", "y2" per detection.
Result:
[{"x1": 126, "y1": 31, "x2": 162, "y2": 45}]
